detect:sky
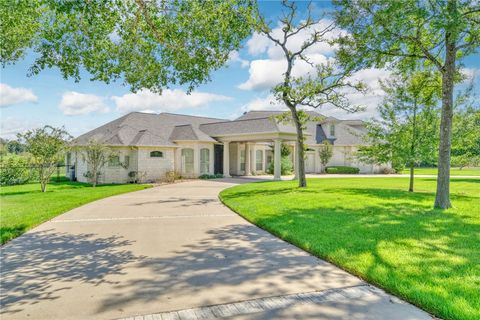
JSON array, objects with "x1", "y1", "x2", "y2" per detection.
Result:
[{"x1": 1, "y1": 1, "x2": 479, "y2": 139}]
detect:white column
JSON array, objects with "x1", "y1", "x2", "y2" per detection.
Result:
[
  {"x1": 194, "y1": 144, "x2": 200, "y2": 176},
  {"x1": 223, "y1": 141, "x2": 231, "y2": 177},
  {"x1": 209, "y1": 144, "x2": 214, "y2": 174},
  {"x1": 245, "y1": 143, "x2": 251, "y2": 176},
  {"x1": 174, "y1": 147, "x2": 181, "y2": 173},
  {"x1": 274, "y1": 139, "x2": 282, "y2": 180},
  {"x1": 250, "y1": 143, "x2": 256, "y2": 174}
]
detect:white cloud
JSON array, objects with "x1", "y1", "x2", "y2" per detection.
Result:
[
  {"x1": 241, "y1": 94, "x2": 287, "y2": 113},
  {"x1": 246, "y1": 20, "x2": 341, "y2": 59},
  {"x1": 236, "y1": 67, "x2": 391, "y2": 120},
  {"x1": 0, "y1": 117, "x2": 42, "y2": 139},
  {"x1": 238, "y1": 55, "x2": 331, "y2": 91},
  {"x1": 240, "y1": 19, "x2": 340, "y2": 91},
  {"x1": 0, "y1": 83, "x2": 38, "y2": 107},
  {"x1": 58, "y1": 91, "x2": 110, "y2": 116},
  {"x1": 228, "y1": 51, "x2": 250, "y2": 68},
  {"x1": 238, "y1": 59, "x2": 285, "y2": 91},
  {"x1": 112, "y1": 89, "x2": 232, "y2": 113},
  {"x1": 460, "y1": 67, "x2": 478, "y2": 81}
]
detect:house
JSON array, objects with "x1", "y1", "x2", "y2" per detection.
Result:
[{"x1": 68, "y1": 110, "x2": 384, "y2": 183}]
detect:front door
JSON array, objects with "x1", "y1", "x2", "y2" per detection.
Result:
[{"x1": 214, "y1": 144, "x2": 223, "y2": 174}]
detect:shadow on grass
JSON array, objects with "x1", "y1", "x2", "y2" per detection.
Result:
[{"x1": 222, "y1": 186, "x2": 480, "y2": 320}]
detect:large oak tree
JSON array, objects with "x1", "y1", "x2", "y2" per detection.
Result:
[
  {"x1": 334, "y1": 0, "x2": 480, "y2": 208},
  {"x1": 0, "y1": 0, "x2": 256, "y2": 92}
]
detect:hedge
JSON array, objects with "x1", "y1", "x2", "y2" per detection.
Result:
[
  {"x1": 325, "y1": 166, "x2": 360, "y2": 174},
  {"x1": 199, "y1": 173, "x2": 224, "y2": 179}
]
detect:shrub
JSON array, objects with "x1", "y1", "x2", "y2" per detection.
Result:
[
  {"x1": 0, "y1": 154, "x2": 32, "y2": 185},
  {"x1": 266, "y1": 157, "x2": 293, "y2": 175},
  {"x1": 382, "y1": 167, "x2": 396, "y2": 174},
  {"x1": 325, "y1": 166, "x2": 360, "y2": 174},
  {"x1": 325, "y1": 167, "x2": 338, "y2": 174},
  {"x1": 199, "y1": 173, "x2": 224, "y2": 179}
]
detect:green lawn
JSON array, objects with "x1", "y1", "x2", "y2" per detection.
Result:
[
  {"x1": 220, "y1": 177, "x2": 480, "y2": 320},
  {"x1": 0, "y1": 180, "x2": 151, "y2": 244},
  {"x1": 401, "y1": 167, "x2": 480, "y2": 176}
]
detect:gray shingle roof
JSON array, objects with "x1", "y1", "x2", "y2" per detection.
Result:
[
  {"x1": 73, "y1": 112, "x2": 223, "y2": 146},
  {"x1": 73, "y1": 110, "x2": 367, "y2": 147},
  {"x1": 199, "y1": 117, "x2": 297, "y2": 137},
  {"x1": 235, "y1": 110, "x2": 366, "y2": 145}
]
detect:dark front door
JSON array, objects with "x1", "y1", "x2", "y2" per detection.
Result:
[{"x1": 214, "y1": 144, "x2": 224, "y2": 174}]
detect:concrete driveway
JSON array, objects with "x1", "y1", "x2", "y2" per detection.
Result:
[{"x1": 1, "y1": 179, "x2": 432, "y2": 320}]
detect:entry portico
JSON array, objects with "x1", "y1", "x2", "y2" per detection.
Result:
[
  {"x1": 199, "y1": 119, "x2": 301, "y2": 181},
  {"x1": 221, "y1": 135, "x2": 297, "y2": 180}
]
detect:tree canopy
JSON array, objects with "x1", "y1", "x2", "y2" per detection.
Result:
[
  {"x1": 358, "y1": 70, "x2": 441, "y2": 191},
  {"x1": 0, "y1": 0, "x2": 257, "y2": 92},
  {"x1": 17, "y1": 126, "x2": 71, "y2": 192},
  {"x1": 334, "y1": 0, "x2": 480, "y2": 208}
]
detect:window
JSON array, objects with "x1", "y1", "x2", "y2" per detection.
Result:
[
  {"x1": 240, "y1": 149, "x2": 245, "y2": 171},
  {"x1": 181, "y1": 148, "x2": 194, "y2": 174},
  {"x1": 256, "y1": 150, "x2": 263, "y2": 171},
  {"x1": 330, "y1": 124, "x2": 335, "y2": 137},
  {"x1": 66, "y1": 152, "x2": 71, "y2": 166},
  {"x1": 200, "y1": 148, "x2": 210, "y2": 174},
  {"x1": 124, "y1": 155, "x2": 130, "y2": 168},
  {"x1": 108, "y1": 155, "x2": 121, "y2": 167},
  {"x1": 150, "y1": 151, "x2": 164, "y2": 158}
]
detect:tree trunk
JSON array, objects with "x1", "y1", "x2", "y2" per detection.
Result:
[
  {"x1": 39, "y1": 167, "x2": 47, "y2": 192},
  {"x1": 408, "y1": 161, "x2": 414, "y2": 192},
  {"x1": 434, "y1": 25, "x2": 456, "y2": 209},
  {"x1": 290, "y1": 109, "x2": 307, "y2": 187},
  {"x1": 409, "y1": 100, "x2": 417, "y2": 193}
]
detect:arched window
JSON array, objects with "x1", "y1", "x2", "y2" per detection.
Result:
[
  {"x1": 150, "y1": 151, "x2": 164, "y2": 158},
  {"x1": 181, "y1": 148, "x2": 194, "y2": 174},
  {"x1": 200, "y1": 148, "x2": 210, "y2": 174}
]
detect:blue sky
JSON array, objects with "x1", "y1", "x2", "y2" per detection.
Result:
[{"x1": 1, "y1": 1, "x2": 478, "y2": 139}]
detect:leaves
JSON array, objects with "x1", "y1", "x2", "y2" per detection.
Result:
[
  {"x1": 0, "y1": 0, "x2": 257, "y2": 92},
  {"x1": 357, "y1": 70, "x2": 441, "y2": 171},
  {"x1": 17, "y1": 125, "x2": 71, "y2": 192}
]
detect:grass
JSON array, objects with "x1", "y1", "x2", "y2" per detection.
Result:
[
  {"x1": 220, "y1": 177, "x2": 480, "y2": 320},
  {"x1": 400, "y1": 167, "x2": 480, "y2": 176},
  {"x1": 0, "y1": 179, "x2": 151, "y2": 244}
]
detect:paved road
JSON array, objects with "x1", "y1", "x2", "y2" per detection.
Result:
[{"x1": 1, "y1": 179, "x2": 432, "y2": 320}]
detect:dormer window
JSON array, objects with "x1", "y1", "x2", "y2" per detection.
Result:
[
  {"x1": 330, "y1": 124, "x2": 335, "y2": 137},
  {"x1": 150, "y1": 151, "x2": 164, "y2": 158}
]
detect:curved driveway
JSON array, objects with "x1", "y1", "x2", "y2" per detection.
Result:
[{"x1": 1, "y1": 179, "x2": 431, "y2": 320}]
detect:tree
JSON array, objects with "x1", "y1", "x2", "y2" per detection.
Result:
[
  {"x1": 452, "y1": 105, "x2": 480, "y2": 169},
  {"x1": 0, "y1": 0, "x2": 256, "y2": 92},
  {"x1": 357, "y1": 70, "x2": 441, "y2": 192},
  {"x1": 267, "y1": 142, "x2": 293, "y2": 175},
  {"x1": 334, "y1": 0, "x2": 480, "y2": 208},
  {"x1": 17, "y1": 126, "x2": 71, "y2": 192},
  {"x1": 318, "y1": 141, "x2": 333, "y2": 173},
  {"x1": 79, "y1": 140, "x2": 116, "y2": 187},
  {"x1": 6, "y1": 140, "x2": 25, "y2": 154},
  {"x1": 257, "y1": 1, "x2": 365, "y2": 187}
]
